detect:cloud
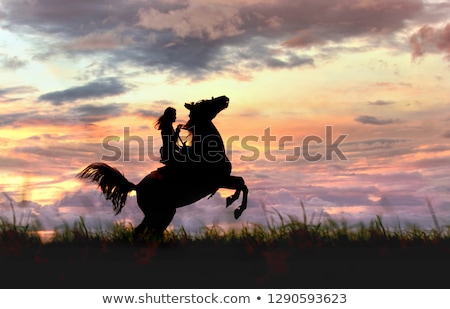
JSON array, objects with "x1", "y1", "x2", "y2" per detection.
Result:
[
  {"x1": 62, "y1": 28, "x2": 134, "y2": 51},
  {"x1": 0, "y1": 86, "x2": 36, "y2": 96},
  {"x1": 409, "y1": 23, "x2": 450, "y2": 61},
  {"x1": 0, "y1": 0, "x2": 426, "y2": 79},
  {"x1": 0, "y1": 155, "x2": 33, "y2": 172},
  {"x1": 0, "y1": 106, "x2": 126, "y2": 128},
  {"x1": 2, "y1": 0, "x2": 136, "y2": 35},
  {"x1": 38, "y1": 78, "x2": 131, "y2": 105},
  {"x1": 409, "y1": 156, "x2": 450, "y2": 170},
  {"x1": 354, "y1": 115, "x2": 402, "y2": 125},
  {"x1": 136, "y1": 2, "x2": 245, "y2": 40},
  {"x1": 153, "y1": 99, "x2": 174, "y2": 106},
  {"x1": 442, "y1": 130, "x2": 450, "y2": 138},
  {"x1": 69, "y1": 103, "x2": 128, "y2": 123},
  {"x1": 265, "y1": 54, "x2": 314, "y2": 69},
  {"x1": 0, "y1": 86, "x2": 36, "y2": 102},
  {"x1": 135, "y1": 109, "x2": 161, "y2": 119},
  {"x1": 11, "y1": 114, "x2": 78, "y2": 128},
  {"x1": 342, "y1": 138, "x2": 409, "y2": 151},
  {"x1": 0, "y1": 189, "x2": 137, "y2": 232},
  {"x1": 368, "y1": 100, "x2": 395, "y2": 106},
  {"x1": 215, "y1": 37, "x2": 314, "y2": 75},
  {"x1": 0, "y1": 111, "x2": 33, "y2": 127},
  {"x1": 13, "y1": 143, "x2": 100, "y2": 160},
  {"x1": 0, "y1": 54, "x2": 27, "y2": 70},
  {"x1": 280, "y1": 0, "x2": 423, "y2": 48}
]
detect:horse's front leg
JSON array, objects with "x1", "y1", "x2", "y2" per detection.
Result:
[
  {"x1": 233, "y1": 183, "x2": 248, "y2": 219},
  {"x1": 219, "y1": 175, "x2": 243, "y2": 207},
  {"x1": 226, "y1": 187, "x2": 241, "y2": 208},
  {"x1": 219, "y1": 176, "x2": 248, "y2": 219}
]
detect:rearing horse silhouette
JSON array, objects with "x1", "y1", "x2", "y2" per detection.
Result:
[{"x1": 77, "y1": 96, "x2": 248, "y2": 236}]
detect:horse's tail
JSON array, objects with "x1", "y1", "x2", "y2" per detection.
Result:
[{"x1": 77, "y1": 162, "x2": 136, "y2": 215}]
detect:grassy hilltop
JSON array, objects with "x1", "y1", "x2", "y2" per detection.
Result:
[{"x1": 1, "y1": 205, "x2": 450, "y2": 289}]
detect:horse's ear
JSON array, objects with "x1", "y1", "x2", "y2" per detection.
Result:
[{"x1": 184, "y1": 103, "x2": 192, "y2": 110}]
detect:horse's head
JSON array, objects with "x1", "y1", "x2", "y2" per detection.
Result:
[
  {"x1": 183, "y1": 96, "x2": 229, "y2": 162},
  {"x1": 184, "y1": 96, "x2": 229, "y2": 127}
]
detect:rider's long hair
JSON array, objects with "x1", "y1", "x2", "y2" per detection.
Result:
[{"x1": 154, "y1": 107, "x2": 176, "y2": 130}]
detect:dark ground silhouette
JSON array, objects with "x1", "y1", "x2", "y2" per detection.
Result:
[{"x1": 1, "y1": 238, "x2": 450, "y2": 288}]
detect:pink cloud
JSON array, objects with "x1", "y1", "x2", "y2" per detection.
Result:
[
  {"x1": 136, "y1": 3, "x2": 244, "y2": 40},
  {"x1": 63, "y1": 29, "x2": 134, "y2": 51},
  {"x1": 284, "y1": 29, "x2": 327, "y2": 48},
  {"x1": 283, "y1": 0, "x2": 423, "y2": 48},
  {"x1": 410, "y1": 23, "x2": 450, "y2": 61}
]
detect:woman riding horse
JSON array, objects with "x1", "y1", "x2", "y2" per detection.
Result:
[{"x1": 77, "y1": 96, "x2": 248, "y2": 237}]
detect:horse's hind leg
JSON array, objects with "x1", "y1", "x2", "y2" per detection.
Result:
[
  {"x1": 134, "y1": 207, "x2": 176, "y2": 239},
  {"x1": 152, "y1": 207, "x2": 177, "y2": 235},
  {"x1": 135, "y1": 216, "x2": 151, "y2": 237}
]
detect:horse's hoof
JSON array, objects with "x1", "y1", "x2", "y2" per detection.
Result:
[{"x1": 234, "y1": 208, "x2": 242, "y2": 219}]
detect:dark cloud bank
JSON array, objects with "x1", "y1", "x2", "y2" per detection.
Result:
[
  {"x1": 38, "y1": 78, "x2": 131, "y2": 105},
  {"x1": 2, "y1": 0, "x2": 439, "y2": 79}
]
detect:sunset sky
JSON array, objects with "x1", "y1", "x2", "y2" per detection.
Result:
[{"x1": 1, "y1": 0, "x2": 450, "y2": 232}]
